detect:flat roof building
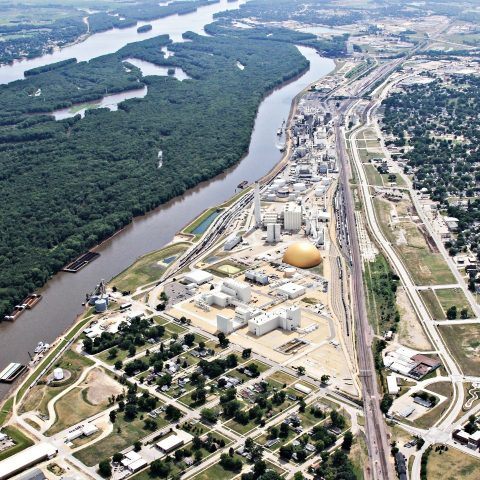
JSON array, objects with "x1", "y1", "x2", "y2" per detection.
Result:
[
  {"x1": 0, "y1": 443, "x2": 57, "y2": 480},
  {"x1": 184, "y1": 270, "x2": 213, "y2": 285},
  {"x1": 277, "y1": 282, "x2": 306, "y2": 299},
  {"x1": 156, "y1": 431, "x2": 193, "y2": 453}
]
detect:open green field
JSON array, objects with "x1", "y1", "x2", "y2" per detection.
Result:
[
  {"x1": 46, "y1": 367, "x2": 121, "y2": 436},
  {"x1": 20, "y1": 349, "x2": 94, "y2": 416},
  {"x1": 374, "y1": 197, "x2": 455, "y2": 285},
  {"x1": 420, "y1": 289, "x2": 446, "y2": 320},
  {"x1": 426, "y1": 444, "x2": 480, "y2": 480},
  {"x1": 435, "y1": 288, "x2": 474, "y2": 318},
  {"x1": 438, "y1": 324, "x2": 480, "y2": 376},
  {"x1": 191, "y1": 454, "x2": 244, "y2": 480},
  {"x1": 409, "y1": 382, "x2": 453, "y2": 429},
  {"x1": 111, "y1": 242, "x2": 189, "y2": 292},
  {"x1": 0, "y1": 426, "x2": 34, "y2": 461},
  {"x1": 75, "y1": 413, "x2": 167, "y2": 466},
  {"x1": 0, "y1": 397, "x2": 13, "y2": 427}
]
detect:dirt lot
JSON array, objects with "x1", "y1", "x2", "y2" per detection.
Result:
[
  {"x1": 85, "y1": 368, "x2": 123, "y2": 405},
  {"x1": 289, "y1": 342, "x2": 357, "y2": 396},
  {"x1": 397, "y1": 287, "x2": 432, "y2": 351}
]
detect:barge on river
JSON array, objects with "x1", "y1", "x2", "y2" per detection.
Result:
[
  {"x1": 3, "y1": 294, "x2": 42, "y2": 321},
  {"x1": 62, "y1": 251, "x2": 100, "y2": 273},
  {"x1": 0, "y1": 362, "x2": 27, "y2": 383}
]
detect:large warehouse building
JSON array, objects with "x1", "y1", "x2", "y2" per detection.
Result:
[{"x1": 0, "y1": 443, "x2": 57, "y2": 480}]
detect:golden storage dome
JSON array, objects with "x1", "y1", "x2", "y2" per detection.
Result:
[{"x1": 282, "y1": 241, "x2": 322, "y2": 269}]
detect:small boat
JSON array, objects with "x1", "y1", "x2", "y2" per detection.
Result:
[
  {"x1": 237, "y1": 180, "x2": 248, "y2": 189},
  {"x1": 277, "y1": 128, "x2": 282, "y2": 136},
  {"x1": 34, "y1": 342, "x2": 45, "y2": 354}
]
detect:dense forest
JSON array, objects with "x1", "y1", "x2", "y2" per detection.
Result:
[
  {"x1": 0, "y1": 21, "x2": 344, "y2": 318},
  {"x1": 382, "y1": 74, "x2": 480, "y2": 262}
]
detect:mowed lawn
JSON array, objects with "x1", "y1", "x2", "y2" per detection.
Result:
[
  {"x1": 74, "y1": 414, "x2": 168, "y2": 467},
  {"x1": 438, "y1": 325, "x2": 480, "y2": 376},
  {"x1": 374, "y1": 197, "x2": 455, "y2": 285},
  {"x1": 111, "y1": 242, "x2": 189, "y2": 292},
  {"x1": 435, "y1": 288, "x2": 474, "y2": 318},
  {"x1": 426, "y1": 445, "x2": 480, "y2": 480}
]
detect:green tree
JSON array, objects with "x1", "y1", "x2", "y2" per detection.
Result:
[{"x1": 98, "y1": 460, "x2": 112, "y2": 478}]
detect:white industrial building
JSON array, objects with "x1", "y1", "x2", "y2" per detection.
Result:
[
  {"x1": 284, "y1": 203, "x2": 302, "y2": 231},
  {"x1": 386, "y1": 375, "x2": 399, "y2": 395},
  {"x1": 294, "y1": 383, "x2": 312, "y2": 395},
  {"x1": 266, "y1": 223, "x2": 282, "y2": 243},
  {"x1": 0, "y1": 443, "x2": 57, "y2": 480},
  {"x1": 217, "y1": 306, "x2": 259, "y2": 334},
  {"x1": 245, "y1": 270, "x2": 269, "y2": 285},
  {"x1": 248, "y1": 306, "x2": 301, "y2": 336},
  {"x1": 202, "y1": 278, "x2": 251, "y2": 308},
  {"x1": 156, "y1": 431, "x2": 193, "y2": 453},
  {"x1": 224, "y1": 232, "x2": 242, "y2": 251},
  {"x1": 277, "y1": 282, "x2": 306, "y2": 299},
  {"x1": 184, "y1": 269, "x2": 213, "y2": 285},
  {"x1": 121, "y1": 450, "x2": 148, "y2": 473}
]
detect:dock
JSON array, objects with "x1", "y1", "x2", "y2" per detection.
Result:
[
  {"x1": 0, "y1": 362, "x2": 27, "y2": 383},
  {"x1": 62, "y1": 251, "x2": 100, "y2": 273}
]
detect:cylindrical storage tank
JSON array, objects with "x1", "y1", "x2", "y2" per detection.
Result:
[
  {"x1": 94, "y1": 298, "x2": 107, "y2": 313},
  {"x1": 53, "y1": 368, "x2": 64, "y2": 381},
  {"x1": 284, "y1": 267, "x2": 296, "y2": 278},
  {"x1": 266, "y1": 194, "x2": 277, "y2": 201},
  {"x1": 315, "y1": 187, "x2": 326, "y2": 197},
  {"x1": 311, "y1": 175, "x2": 321, "y2": 182},
  {"x1": 88, "y1": 295, "x2": 99, "y2": 306},
  {"x1": 100, "y1": 294, "x2": 109, "y2": 306},
  {"x1": 273, "y1": 178, "x2": 286, "y2": 187},
  {"x1": 321, "y1": 178, "x2": 331, "y2": 186},
  {"x1": 293, "y1": 182, "x2": 306, "y2": 192},
  {"x1": 277, "y1": 187, "x2": 289, "y2": 198}
]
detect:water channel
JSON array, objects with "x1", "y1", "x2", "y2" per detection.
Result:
[{"x1": 0, "y1": 2, "x2": 334, "y2": 400}]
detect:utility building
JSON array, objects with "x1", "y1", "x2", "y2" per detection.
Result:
[
  {"x1": 283, "y1": 203, "x2": 302, "y2": 231},
  {"x1": 248, "y1": 306, "x2": 301, "y2": 336}
]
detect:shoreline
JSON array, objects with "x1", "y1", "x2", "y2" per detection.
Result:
[{"x1": 0, "y1": 49, "x2": 336, "y2": 407}]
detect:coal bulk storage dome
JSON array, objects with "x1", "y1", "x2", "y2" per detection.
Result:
[{"x1": 282, "y1": 241, "x2": 322, "y2": 269}]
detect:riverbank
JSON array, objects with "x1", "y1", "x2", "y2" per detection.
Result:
[{"x1": 0, "y1": 45, "x2": 334, "y2": 402}]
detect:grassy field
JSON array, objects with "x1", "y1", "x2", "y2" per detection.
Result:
[
  {"x1": 191, "y1": 454, "x2": 244, "y2": 480},
  {"x1": 46, "y1": 383, "x2": 108, "y2": 436},
  {"x1": 74, "y1": 413, "x2": 167, "y2": 466},
  {"x1": 374, "y1": 197, "x2": 454, "y2": 285},
  {"x1": 426, "y1": 444, "x2": 480, "y2": 480},
  {"x1": 438, "y1": 324, "x2": 480, "y2": 376},
  {"x1": 349, "y1": 433, "x2": 368, "y2": 480},
  {"x1": 0, "y1": 426, "x2": 34, "y2": 461},
  {"x1": 111, "y1": 242, "x2": 189, "y2": 292},
  {"x1": 435, "y1": 288, "x2": 474, "y2": 318},
  {"x1": 364, "y1": 164, "x2": 384, "y2": 186},
  {"x1": 410, "y1": 382, "x2": 453, "y2": 429},
  {"x1": 20, "y1": 349, "x2": 94, "y2": 416},
  {"x1": 420, "y1": 289, "x2": 446, "y2": 320},
  {"x1": 0, "y1": 397, "x2": 13, "y2": 427}
]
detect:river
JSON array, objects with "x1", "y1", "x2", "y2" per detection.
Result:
[
  {"x1": 0, "y1": 0, "x2": 247, "y2": 85},
  {"x1": 0, "y1": 4, "x2": 334, "y2": 400}
]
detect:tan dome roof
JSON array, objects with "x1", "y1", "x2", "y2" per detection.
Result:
[{"x1": 282, "y1": 241, "x2": 322, "y2": 269}]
